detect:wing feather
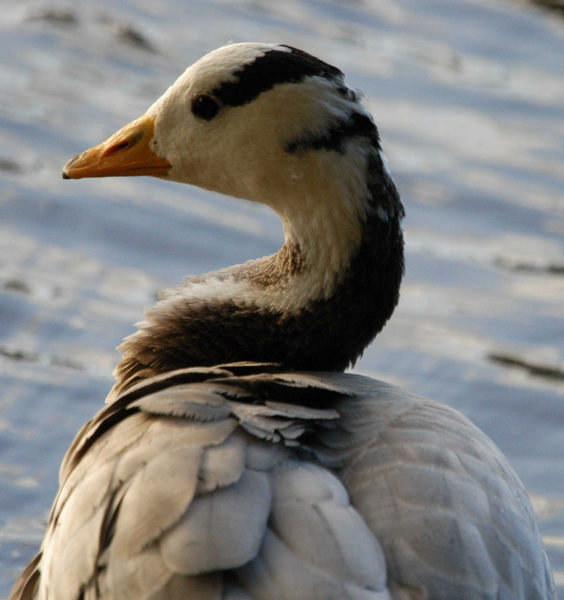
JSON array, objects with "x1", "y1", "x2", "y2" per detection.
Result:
[
  {"x1": 160, "y1": 469, "x2": 271, "y2": 574},
  {"x1": 269, "y1": 462, "x2": 387, "y2": 590}
]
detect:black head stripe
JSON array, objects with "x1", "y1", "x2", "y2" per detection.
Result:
[
  {"x1": 285, "y1": 111, "x2": 380, "y2": 155},
  {"x1": 213, "y1": 45, "x2": 343, "y2": 107}
]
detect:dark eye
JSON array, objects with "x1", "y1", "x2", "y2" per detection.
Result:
[{"x1": 192, "y1": 95, "x2": 220, "y2": 121}]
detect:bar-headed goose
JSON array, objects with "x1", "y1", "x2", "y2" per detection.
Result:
[{"x1": 11, "y1": 42, "x2": 555, "y2": 600}]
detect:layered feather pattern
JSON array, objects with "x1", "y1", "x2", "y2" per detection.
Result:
[{"x1": 12, "y1": 364, "x2": 553, "y2": 600}]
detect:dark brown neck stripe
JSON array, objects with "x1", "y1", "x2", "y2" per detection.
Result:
[{"x1": 114, "y1": 154, "x2": 404, "y2": 393}]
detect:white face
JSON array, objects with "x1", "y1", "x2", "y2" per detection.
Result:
[
  {"x1": 61, "y1": 42, "x2": 377, "y2": 261},
  {"x1": 145, "y1": 43, "x2": 362, "y2": 213}
]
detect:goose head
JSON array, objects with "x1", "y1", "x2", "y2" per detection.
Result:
[
  {"x1": 63, "y1": 43, "x2": 394, "y2": 249},
  {"x1": 62, "y1": 43, "x2": 404, "y2": 380}
]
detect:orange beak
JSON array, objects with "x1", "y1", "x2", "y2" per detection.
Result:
[{"x1": 62, "y1": 114, "x2": 171, "y2": 179}]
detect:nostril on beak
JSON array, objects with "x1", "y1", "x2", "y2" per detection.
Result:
[
  {"x1": 104, "y1": 141, "x2": 130, "y2": 156},
  {"x1": 103, "y1": 130, "x2": 144, "y2": 157}
]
